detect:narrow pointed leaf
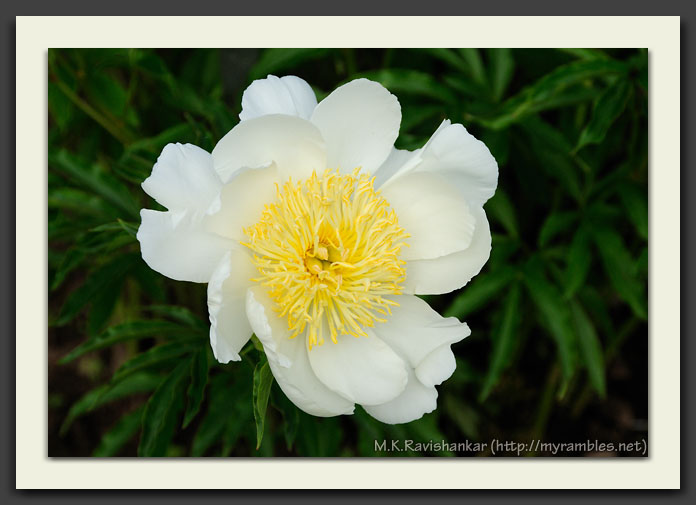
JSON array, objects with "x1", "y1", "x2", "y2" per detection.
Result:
[
  {"x1": 49, "y1": 149, "x2": 140, "y2": 219},
  {"x1": 524, "y1": 259, "x2": 578, "y2": 382},
  {"x1": 138, "y1": 360, "x2": 190, "y2": 457},
  {"x1": 617, "y1": 183, "x2": 648, "y2": 240},
  {"x1": 564, "y1": 225, "x2": 592, "y2": 298},
  {"x1": 183, "y1": 349, "x2": 210, "y2": 428},
  {"x1": 479, "y1": 283, "x2": 521, "y2": 401},
  {"x1": 538, "y1": 211, "x2": 579, "y2": 247},
  {"x1": 60, "y1": 372, "x2": 161, "y2": 436},
  {"x1": 60, "y1": 320, "x2": 202, "y2": 364},
  {"x1": 92, "y1": 406, "x2": 145, "y2": 457},
  {"x1": 112, "y1": 340, "x2": 201, "y2": 383},
  {"x1": 575, "y1": 79, "x2": 631, "y2": 150},
  {"x1": 252, "y1": 358, "x2": 274, "y2": 450},
  {"x1": 55, "y1": 253, "x2": 139, "y2": 326},
  {"x1": 488, "y1": 48, "x2": 515, "y2": 101},
  {"x1": 591, "y1": 225, "x2": 647, "y2": 319},
  {"x1": 444, "y1": 266, "x2": 516, "y2": 319},
  {"x1": 570, "y1": 300, "x2": 606, "y2": 398}
]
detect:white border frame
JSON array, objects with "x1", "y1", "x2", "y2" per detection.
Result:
[{"x1": 18, "y1": 15, "x2": 680, "y2": 489}]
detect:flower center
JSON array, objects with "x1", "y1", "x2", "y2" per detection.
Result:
[{"x1": 242, "y1": 169, "x2": 409, "y2": 349}]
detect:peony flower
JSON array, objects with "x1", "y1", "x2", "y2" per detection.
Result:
[{"x1": 137, "y1": 75, "x2": 498, "y2": 424}]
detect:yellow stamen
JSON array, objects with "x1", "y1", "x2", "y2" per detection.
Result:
[{"x1": 242, "y1": 168, "x2": 409, "y2": 350}]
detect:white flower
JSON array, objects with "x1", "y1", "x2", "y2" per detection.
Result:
[{"x1": 137, "y1": 75, "x2": 498, "y2": 424}]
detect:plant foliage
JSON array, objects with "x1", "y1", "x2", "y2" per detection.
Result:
[{"x1": 49, "y1": 48, "x2": 647, "y2": 457}]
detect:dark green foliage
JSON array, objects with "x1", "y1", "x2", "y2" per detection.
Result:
[
  {"x1": 138, "y1": 360, "x2": 190, "y2": 456},
  {"x1": 183, "y1": 349, "x2": 210, "y2": 429},
  {"x1": 49, "y1": 48, "x2": 647, "y2": 457},
  {"x1": 252, "y1": 357, "x2": 274, "y2": 450}
]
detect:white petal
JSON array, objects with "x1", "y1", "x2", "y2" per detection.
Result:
[
  {"x1": 246, "y1": 286, "x2": 355, "y2": 417},
  {"x1": 310, "y1": 78, "x2": 400, "y2": 174},
  {"x1": 373, "y1": 295, "x2": 470, "y2": 369},
  {"x1": 239, "y1": 75, "x2": 317, "y2": 121},
  {"x1": 205, "y1": 163, "x2": 279, "y2": 241},
  {"x1": 384, "y1": 120, "x2": 499, "y2": 208},
  {"x1": 373, "y1": 147, "x2": 420, "y2": 189},
  {"x1": 381, "y1": 171, "x2": 475, "y2": 261},
  {"x1": 364, "y1": 367, "x2": 437, "y2": 424},
  {"x1": 402, "y1": 207, "x2": 492, "y2": 295},
  {"x1": 416, "y1": 344, "x2": 458, "y2": 388},
  {"x1": 137, "y1": 209, "x2": 233, "y2": 283},
  {"x1": 308, "y1": 330, "x2": 408, "y2": 406},
  {"x1": 211, "y1": 114, "x2": 326, "y2": 183},
  {"x1": 141, "y1": 143, "x2": 222, "y2": 214},
  {"x1": 207, "y1": 248, "x2": 257, "y2": 363}
]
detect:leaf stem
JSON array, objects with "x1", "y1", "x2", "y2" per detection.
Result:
[{"x1": 52, "y1": 77, "x2": 134, "y2": 146}]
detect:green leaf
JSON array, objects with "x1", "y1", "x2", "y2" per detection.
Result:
[
  {"x1": 556, "y1": 48, "x2": 610, "y2": 61},
  {"x1": 60, "y1": 320, "x2": 201, "y2": 364},
  {"x1": 442, "y1": 74, "x2": 488, "y2": 100},
  {"x1": 249, "y1": 49, "x2": 331, "y2": 80},
  {"x1": 486, "y1": 189, "x2": 518, "y2": 238},
  {"x1": 579, "y1": 286, "x2": 615, "y2": 338},
  {"x1": 138, "y1": 360, "x2": 190, "y2": 457},
  {"x1": 86, "y1": 273, "x2": 124, "y2": 336},
  {"x1": 48, "y1": 81, "x2": 74, "y2": 131},
  {"x1": 523, "y1": 259, "x2": 578, "y2": 382},
  {"x1": 488, "y1": 48, "x2": 515, "y2": 101},
  {"x1": 49, "y1": 149, "x2": 140, "y2": 219},
  {"x1": 457, "y1": 48, "x2": 487, "y2": 85},
  {"x1": 92, "y1": 406, "x2": 145, "y2": 457},
  {"x1": 479, "y1": 59, "x2": 627, "y2": 129},
  {"x1": 135, "y1": 50, "x2": 174, "y2": 81},
  {"x1": 442, "y1": 395, "x2": 480, "y2": 440},
  {"x1": 146, "y1": 305, "x2": 208, "y2": 330},
  {"x1": 85, "y1": 71, "x2": 129, "y2": 118},
  {"x1": 252, "y1": 358, "x2": 274, "y2": 450},
  {"x1": 272, "y1": 390, "x2": 300, "y2": 451},
  {"x1": 518, "y1": 117, "x2": 584, "y2": 201},
  {"x1": 183, "y1": 349, "x2": 210, "y2": 428},
  {"x1": 50, "y1": 248, "x2": 86, "y2": 291},
  {"x1": 479, "y1": 283, "x2": 521, "y2": 401},
  {"x1": 48, "y1": 187, "x2": 119, "y2": 217},
  {"x1": 132, "y1": 263, "x2": 167, "y2": 303},
  {"x1": 117, "y1": 219, "x2": 139, "y2": 238},
  {"x1": 124, "y1": 123, "x2": 195, "y2": 156},
  {"x1": 400, "y1": 105, "x2": 443, "y2": 133},
  {"x1": 60, "y1": 372, "x2": 161, "y2": 436},
  {"x1": 191, "y1": 375, "x2": 233, "y2": 457},
  {"x1": 480, "y1": 128, "x2": 510, "y2": 166},
  {"x1": 192, "y1": 372, "x2": 252, "y2": 457},
  {"x1": 575, "y1": 79, "x2": 632, "y2": 150},
  {"x1": 637, "y1": 247, "x2": 648, "y2": 275},
  {"x1": 74, "y1": 222, "x2": 136, "y2": 256},
  {"x1": 564, "y1": 225, "x2": 592, "y2": 298},
  {"x1": 417, "y1": 48, "x2": 470, "y2": 74},
  {"x1": 443, "y1": 266, "x2": 516, "y2": 319},
  {"x1": 55, "y1": 253, "x2": 139, "y2": 326},
  {"x1": 357, "y1": 69, "x2": 457, "y2": 104},
  {"x1": 570, "y1": 300, "x2": 606, "y2": 398},
  {"x1": 617, "y1": 183, "x2": 648, "y2": 240},
  {"x1": 112, "y1": 340, "x2": 202, "y2": 384},
  {"x1": 538, "y1": 212, "x2": 579, "y2": 247},
  {"x1": 590, "y1": 226, "x2": 647, "y2": 319}
]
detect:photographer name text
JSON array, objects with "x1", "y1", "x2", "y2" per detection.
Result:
[{"x1": 374, "y1": 438, "x2": 647, "y2": 456}]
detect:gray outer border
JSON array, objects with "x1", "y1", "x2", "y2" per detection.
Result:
[{"x1": 1, "y1": 1, "x2": 692, "y2": 502}]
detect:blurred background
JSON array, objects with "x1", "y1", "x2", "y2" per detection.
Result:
[{"x1": 48, "y1": 48, "x2": 648, "y2": 457}]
